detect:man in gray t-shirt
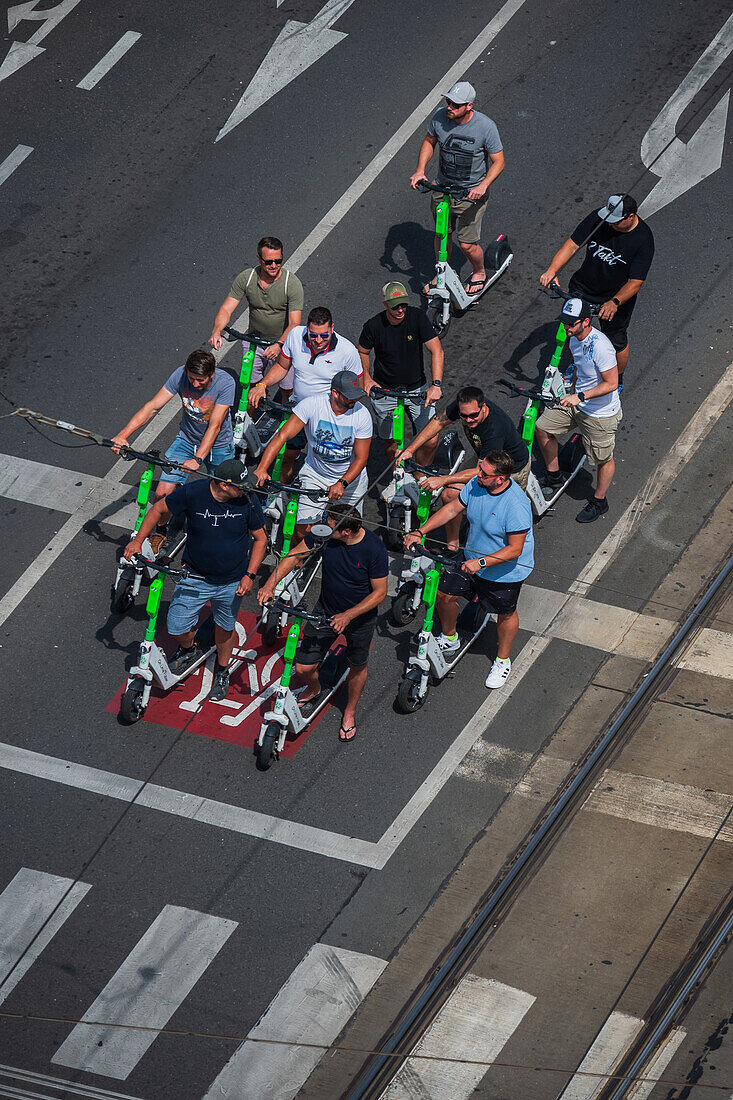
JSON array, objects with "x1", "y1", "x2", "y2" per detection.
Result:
[{"x1": 410, "y1": 81, "x2": 505, "y2": 296}]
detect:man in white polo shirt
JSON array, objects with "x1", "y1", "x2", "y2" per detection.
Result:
[
  {"x1": 254, "y1": 370, "x2": 373, "y2": 539},
  {"x1": 249, "y1": 305, "x2": 362, "y2": 407},
  {"x1": 535, "y1": 297, "x2": 621, "y2": 523}
]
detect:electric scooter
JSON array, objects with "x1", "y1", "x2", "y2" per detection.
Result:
[
  {"x1": 416, "y1": 179, "x2": 513, "y2": 337},
  {"x1": 220, "y1": 325, "x2": 275, "y2": 460},
  {"x1": 395, "y1": 545, "x2": 493, "y2": 713},
  {"x1": 111, "y1": 450, "x2": 188, "y2": 615},
  {"x1": 372, "y1": 383, "x2": 432, "y2": 551},
  {"x1": 257, "y1": 479, "x2": 327, "y2": 647}
]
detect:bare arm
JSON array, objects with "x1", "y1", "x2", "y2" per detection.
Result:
[
  {"x1": 410, "y1": 134, "x2": 438, "y2": 188},
  {"x1": 111, "y1": 386, "x2": 174, "y2": 451},
  {"x1": 423, "y1": 335, "x2": 444, "y2": 405},
  {"x1": 209, "y1": 295, "x2": 240, "y2": 349},
  {"x1": 257, "y1": 537, "x2": 312, "y2": 601},
  {"x1": 330, "y1": 575, "x2": 389, "y2": 634},
  {"x1": 249, "y1": 352, "x2": 290, "y2": 406},
  {"x1": 597, "y1": 278, "x2": 644, "y2": 321},
  {"x1": 357, "y1": 345, "x2": 375, "y2": 392},
  {"x1": 540, "y1": 237, "x2": 579, "y2": 286},
  {"x1": 190, "y1": 402, "x2": 230, "y2": 465},
  {"x1": 329, "y1": 436, "x2": 371, "y2": 500},
  {"x1": 236, "y1": 526, "x2": 268, "y2": 596},
  {"x1": 123, "y1": 498, "x2": 172, "y2": 558},
  {"x1": 467, "y1": 149, "x2": 505, "y2": 201},
  {"x1": 463, "y1": 530, "x2": 528, "y2": 573},
  {"x1": 398, "y1": 409, "x2": 450, "y2": 462}
]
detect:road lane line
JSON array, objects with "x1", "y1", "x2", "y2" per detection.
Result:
[
  {"x1": 0, "y1": 1062, "x2": 145, "y2": 1099},
  {"x1": 76, "y1": 32, "x2": 141, "y2": 90},
  {"x1": 559, "y1": 1013, "x2": 644, "y2": 1099},
  {"x1": 203, "y1": 943, "x2": 386, "y2": 1099},
  {"x1": 626, "y1": 1027, "x2": 686, "y2": 1099},
  {"x1": 0, "y1": 869, "x2": 91, "y2": 1005},
  {"x1": 0, "y1": 145, "x2": 33, "y2": 188},
  {"x1": 383, "y1": 974, "x2": 535, "y2": 1098},
  {"x1": 52, "y1": 905, "x2": 237, "y2": 1079},
  {"x1": 0, "y1": 741, "x2": 383, "y2": 867}
]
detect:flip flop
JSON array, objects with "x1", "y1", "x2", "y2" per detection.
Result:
[
  {"x1": 464, "y1": 275, "x2": 488, "y2": 295},
  {"x1": 339, "y1": 722, "x2": 357, "y2": 743},
  {"x1": 298, "y1": 690, "x2": 324, "y2": 717}
]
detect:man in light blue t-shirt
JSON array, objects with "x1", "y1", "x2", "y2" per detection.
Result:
[
  {"x1": 410, "y1": 81, "x2": 505, "y2": 297},
  {"x1": 404, "y1": 450, "x2": 533, "y2": 689}
]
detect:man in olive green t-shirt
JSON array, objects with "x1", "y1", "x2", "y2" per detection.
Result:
[{"x1": 209, "y1": 235, "x2": 304, "y2": 397}]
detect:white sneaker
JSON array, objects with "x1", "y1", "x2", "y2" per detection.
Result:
[
  {"x1": 485, "y1": 658, "x2": 511, "y2": 689},
  {"x1": 437, "y1": 633, "x2": 460, "y2": 654}
]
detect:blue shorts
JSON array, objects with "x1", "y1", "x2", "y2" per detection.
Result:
[
  {"x1": 159, "y1": 434, "x2": 235, "y2": 485},
  {"x1": 166, "y1": 575, "x2": 242, "y2": 634}
]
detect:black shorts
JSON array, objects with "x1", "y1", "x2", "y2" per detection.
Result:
[
  {"x1": 568, "y1": 278, "x2": 636, "y2": 351},
  {"x1": 296, "y1": 607, "x2": 376, "y2": 667},
  {"x1": 285, "y1": 426, "x2": 306, "y2": 452},
  {"x1": 438, "y1": 570, "x2": 524, "y2": 615}
]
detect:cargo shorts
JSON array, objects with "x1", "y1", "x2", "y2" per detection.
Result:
[
  {"x1": 536, "y1": 405, "x2": 622, "y2": 464},
  {"x1": 430, "y1": 190, "x2": 489, "y2": 245}
]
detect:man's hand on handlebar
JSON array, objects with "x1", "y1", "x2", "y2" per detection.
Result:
[
  {"x1": 262, "y1": 342, "x2": 281, "y2": 362},
  {"x1": 467, "y1": 181, "x2": 488, "y2": 202},
  {"x1": 209, "y1": 330, "x2": 223, "y2": 350},
  {"x1": 403, "y1": 531, "x2": 422, "y2": 551},
  {"x1": 539, "y1": 271, "x2": 560, "y2": 289},
  {"x1": 248, "y1": 382, "x2": 267, "y2": 408},
  {"x1": 328, "y1": 480, "x2": 345, "y2": 501},
  {"x1": 560, "y1": 393, "x2": 581, "y2": 408},
  {"x1": 424, "y1": 384, "x2": 442, "y2": 407},
  {"x1": 123, "y1": 537, "x2": 144, "y2": 561},
  {"x1": 394, "y1": 445, "x2": 413, "y2": 464},
  {"x1": 330, "y1": 609, "x2": 353, "y2": 635},
  {"x1": 110, "y1": 433, "x2": 129, "y2": 455},
  {"x1": 410, "y1": 170, "x2": 428, "y2": 190},
  {"x1": 421, "y1": 475, "x2": 443, "y2": 493},
  {"x1": 257, "y1": 581, "x2": 275, "y2": 606},
  {"x1": 461, "y1": 557, "x2": 483, "y2": 575},
  {"x1": 181, "y1": 457, "x2": 202, "y2": 473},
  {"x1": 598, "y1": 299, "x2": 619, "y2": 321},
  {"x1": 253, "y1": 464, "x2": 269, "y2": 488}
]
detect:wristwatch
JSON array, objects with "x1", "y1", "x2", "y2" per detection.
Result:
[
  {"x1": 340, "y1": 478, "x2": 349, "y2": 488},
  {"x1": 245, "y1": 571, "x2": 257, "y2": 581},
  {"x1": 478, "y1": 557, "x2": 487, "y2": 568},
  {"x1": 612, "y1": 297, "x2": 621, "y2": 307},
  {"x1": 431, "y1": 379, "x2": 443, "y2": 389},
  {"x1": 192, "y1": 455, "x2": 204, "y2": 465},
  {"x1": 577, "y1": 391, "x2": 586, "y2": 402}
]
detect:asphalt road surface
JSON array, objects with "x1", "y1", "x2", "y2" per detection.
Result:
[{"x1": 0, "y1": 0, "x2": 731, "y2": 1097}]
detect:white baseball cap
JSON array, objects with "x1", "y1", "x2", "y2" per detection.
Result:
[{"x1": 444, "y1": 81, "x2": 476, "y2": 104}]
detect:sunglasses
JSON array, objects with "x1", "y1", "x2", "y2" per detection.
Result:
[
  {"x1": 388, "y1": 303, "x2": 407, "y2": 311},
  {"x1": 459, "y1": 409, "x2": 481, "y2": 421},
  {"x1": 307, "y1": 330, "x2": 331, "y2": 341},
  {"x1": 445, "y1": 100, "x2": 464, "y2": 109},
  {"x1": 259, "y1": 257, "x2": 283, "y2": 266}
]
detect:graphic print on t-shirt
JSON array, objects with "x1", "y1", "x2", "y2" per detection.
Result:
[
  {"x1": 181, "y1": 393, "x2": 215, "y2": 427},
  {"x1": 313, "y1": 419, "x2": 354, "y2": 464}
]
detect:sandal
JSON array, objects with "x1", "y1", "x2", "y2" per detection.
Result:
[
  {"x1": 464, "y1": 275, "x2": 488, "y2": 295},
  {"x1": 339, "y1": 722, "x2": 357, "y2": 743},
  {"x1": 298, "y1": 690, "x2": 324, "y2": 716}
]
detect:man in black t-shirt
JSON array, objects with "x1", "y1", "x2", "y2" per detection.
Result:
[
  {"x1": 398, "y1": 385, "x2": 531, "y2": 551},
  {"x1": 258, "y1": 503, "x2": 389, "y2": 742},
  {"x1": 358, "y1": 282, "x2": 445, "y2": 465},
  {"x1": 124, "y1": 459, "x2": 267, "y2": 702},
  {"x1": 540, "y1": 194, "x2": 654, "y2": 384}
]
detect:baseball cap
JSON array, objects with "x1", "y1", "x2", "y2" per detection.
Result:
[
  {"x1": 331, "y1": 370, "x2": 367, "y2": 402},
  {"x1": 214, "y1": 458, "x2": 248, "y2": 485},
  {"x1": 598, "y1": 194, "x2": 636, "y2": 223},
  {"x1": 444, "y1": 81, "x2": 476, "y2": 105},
  {"x1": 558, "y1": 297, "x2": 591, "y2": 325},
  {"x1": 383, "y1": 281, "x2": 409, "y2": 307}
]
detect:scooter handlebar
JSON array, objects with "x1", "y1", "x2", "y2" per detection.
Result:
[
  {"x1": 261, "y1": 395, "x2": 293, "y2": 415},
  {"x1": 499, "y1": 378, "x2": 563, "y2": 407},
  {"x1": 266, "y1": 598, "x2": 331, "y2": 628},
  {"x1": 222, "y1": 326, "x2": 273, "y2": 348},
  {"x1": 409, "y1": 543, "x2": 461, "y2": 569},
  {"x1": 415, "y1": 179, "x2": 470, "y2": 201},
  {"x1": 128, "y1": 555, "x2": 203, "y2": 580},
  {"x1": 370, "y1": 384, "x2": 427, "y2": 400},
  {"x1": 539, "y1": 283, "x2": 601, "y2": 315},
  {"x1": 263, "y1": 479, "x2": 329, "y2": 502}
]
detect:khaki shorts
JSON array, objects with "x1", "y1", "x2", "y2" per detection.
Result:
[
  {"x1": 536, "y1": 405, "x2": 622, "y2": 464},
  {"x1": 430, "y1": 190, "x2": 489, "y2": 245},
  {"x1": 512, "y1": 456, "x2": 531, "y2": 491}
]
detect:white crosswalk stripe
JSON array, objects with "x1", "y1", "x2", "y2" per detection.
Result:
[
  {"x1": 382, "y1": 974, "x2": 535, "y2": 1099},
  {"x1": 203, "y1": 942, "x2": 387, "y2": 1100},
  {"x1": 0, "y1": 868, "x2": 91, "y2": 1006},
  {"x1": 52, "y1": 904, "x2": 237, "y2": 1080},
  {"x1": 0, "y1": 1062, "x2": 145, "y2": 1098},
  {"x1": 558, "y1": 1013, "x2": 644, "y2": 1099}
]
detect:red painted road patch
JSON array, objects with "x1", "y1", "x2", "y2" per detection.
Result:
[{"x1": 107, "y1": 610, "x2": 337, "y2": 757}]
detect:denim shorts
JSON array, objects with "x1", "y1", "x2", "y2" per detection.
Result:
[
  {"x1": 159, "y1": 434, "x2": 235, "y2": 485},
  {"x1": 166, "y1": 574, "x2": 242, "y2": 634}
]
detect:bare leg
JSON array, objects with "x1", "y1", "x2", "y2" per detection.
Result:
[
  {"x1": 459, "y1": 241, "x2": 486, "y2": 287},
  {"x1": 294, "y1": 661, "x2": 321, "y2": 703},
  {"x1": 595, "y1": 456, "x2": 615, "y2": 498},
  {"x1": 341, "y1": 663, "x2": 368, "y2": 731},
  {"x1": 496, "y1": 610, "x2": 518, "y2": 660},
  {"x1": 616, "y1": 344, "x2": 630, "y2": 378},
  {"x1": 535, "y1": 427, "x2": 559, "y2": 473},
  {"x1": 215, "y1": 626, "x2": 236, "y2": 667},
  {"x1": 440, "y1": 485, "x2": 462, "y2": 550},
  {"x1": 415, "y1": 433, "x2": 438, "y2": 465},
  {"x1": 294, "y1": 521, "x2": 312, "y2": 542},
  {"x1": 171, "y1": 628, "x2": 195, "y2": 650},
  {"x1": 436, "y1": 591, "x2": 460, "y2": 637}
]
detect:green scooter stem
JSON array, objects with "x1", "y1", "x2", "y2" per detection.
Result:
[
  {"x1": 391, "y1": 401, "x2": 405, "y2": 451},
  {"x1": 280, "y1": 620, "x2": 301, "y2": 691},
  {"x1": 550, "y1": 323, "x2": 568, "y2": 369},
  {"x1": 144, "y1": 575, "x2": 165, "y2": 642},
  {"x1": 271, "y1": 418, "x2": 289, "y2": 480},
  {"x1": 421, "y1": 565, "x2": 441, "y2": 635},
  {"x1": 521, "y1": 322, "x2": 568, "y2": 451},
  {"x1": 134, "y1": 462, "x2": 155, "y2": 531},
  {"x1": 434, "y1": 196, "x2": 450, "y2": 262}
]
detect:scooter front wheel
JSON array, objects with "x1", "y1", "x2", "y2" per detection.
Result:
[
  {"x1": 111, "y1": 573, "x2": 135, "y2": 614},
  {"x1": 427, "y1": 301, "x2": 451, "y2": 338},
  {"x1": 256, "y1": 722, "x2": 280, "y2": 771},
  {"x1": 397, "y1": 673, "x2": 427, "y2": 713},
  {"x1": 391, "y1": 583, "x2": 419, "y2": 627},
  {"x1": 119, "y1": 677, "x2": 146, "y2": 724},
  {"x1": 386, "y1": 505, "x2": 407, "y2": 552},
  {"x1": 261, "y1": 614, "x2": 280, "y2": 648}
]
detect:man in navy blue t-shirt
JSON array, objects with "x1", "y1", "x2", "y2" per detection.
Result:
[
  {"x1": 258, "y1": 502, "x2": 388, "y2": 742},
  {"x1": 125, "y1": 459, "x2": 267, "y2": 701}
]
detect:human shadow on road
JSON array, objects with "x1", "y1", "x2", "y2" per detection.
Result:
[
  {"x1": 380, "y1": 220, "x2": 466, "y2": 298},
  {"x1": 498, "y1": 320, "x2": 567, "y2": 385}
]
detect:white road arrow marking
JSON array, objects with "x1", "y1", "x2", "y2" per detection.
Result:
[
  {"x1": 216, "y1": 0, "x2": 357, "y2": 142},
  {"x1": 639, "y1": 11, "x2": 733, "y2": 218},
  {"x1": 1, "y1": 0, "x2": 83, "y2": 83}
]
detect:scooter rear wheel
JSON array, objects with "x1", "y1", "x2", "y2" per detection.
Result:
[
  {"x1": 397, "y1": 674, "x2": 427, "y2": 713},
  {"x1": 119, "y1": 677, "x2": 146, "y2": 724},
  {"x1": 427, "y1": 301, "x2": 451, "y2": 338},
  {"x1": 256, "y1": 723, "x2": 279, "y2": 771},
  {"x1": 386, "y1": 505, "x2": 407, "y2": 552},
  {"x1": 391, "y1": 583, "x2": 419, "y2": 627},
  {"x1": 261, "y1": 615, "x2": 280, "y2": 648}
]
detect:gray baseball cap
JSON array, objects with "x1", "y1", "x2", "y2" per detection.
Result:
[
  {"x1": 598, "y1": 194, "x2": 635, "y2": 223},
  {"x1": 331, "y1": 370, "x2": 367, "y2": 402},
  {"x1": 444, "y1": 81, "x2": 476, "y2": 104}
]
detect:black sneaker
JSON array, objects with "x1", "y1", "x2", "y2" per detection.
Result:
[
  {"x1": 540, "y1": 474, "x2": 564, "y2": 501},
  {"x1": 576, "y1": 497, "x2": 609, "y2": 523},
  {"x1": 168, "y1": 644, "x2": 203, "y2": 675},
  {"x1": 209, "y1": 667, "x2": 230, "y2": 702}
]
